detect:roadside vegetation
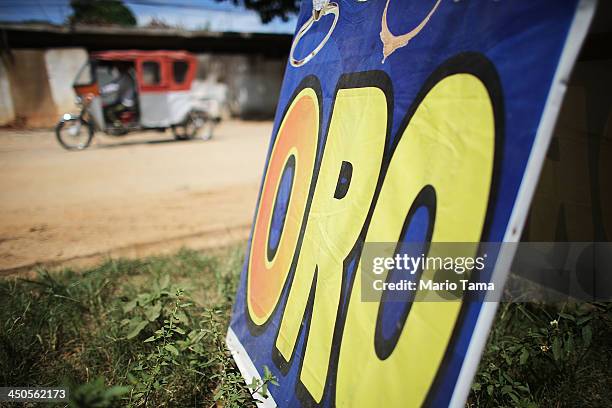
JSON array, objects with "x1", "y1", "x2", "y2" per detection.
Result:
[
  {"x1": 0, "y1": 246, "x2": 274, "y2": 407},
  {"x1": 470, "y1": 301, "x2": 612, "y2": 407},
  {"x1": 0, "y1": 246, "x2": 610, "y2": 407}
]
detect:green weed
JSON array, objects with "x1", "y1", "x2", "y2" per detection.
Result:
[
  {"x1": 0, "y1": 247, "x2": 258, "y2": 407},
  {"x1": 469, "y1": 302, "x2": 612, "y2": 407},
  {"x1": 1, "y1": 247, "x2": 609, "y2": 407}
]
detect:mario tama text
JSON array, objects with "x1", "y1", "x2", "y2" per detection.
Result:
[
  {"x1": 360, "y1": 243, "x2": 496, "y2": 302},
  {"x1": 372, "y1": 277, "x2": 494, "y2": 293}
]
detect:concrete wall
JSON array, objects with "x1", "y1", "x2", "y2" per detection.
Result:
[
  {"x1": 0, "y1": 57, "x2": 15, "y2": 125},
  {"x1": 3, "y1": 50, "x2": 59, "y2": 127},
  {"x1": 196, "y1": 53, "x2": 286, "y2": 119},
  {"x1": 45, "y1": 48, "x2": 88, "y2": 115},
  {"x1": 0, "y1": 47, "x2": 285, "y2": 127},
  {"x1": 0, "y1": 48, "x2": 87, "y2": 127}
]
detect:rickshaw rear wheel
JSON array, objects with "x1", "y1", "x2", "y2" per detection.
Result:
[
  {"x1": 56, "y1": 117, "x2": 94, "y2": 151},
  {"x1": 172, "y1": 112, "x2": 213, "y2": 141}
]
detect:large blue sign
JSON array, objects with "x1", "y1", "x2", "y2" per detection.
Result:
[{"x1": 227, "y1": 1, "x2": 595, "y2": 406}]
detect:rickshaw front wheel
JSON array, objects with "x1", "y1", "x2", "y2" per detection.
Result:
[{"x1": 56, "y1": 117, "x2": 94, "y2": 151}]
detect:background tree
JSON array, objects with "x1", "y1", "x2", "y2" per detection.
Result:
[
  {"x1": 221, "y1": 0, "x2": 300, "y2": 23},
  {"x1": 68, "y1": 0, "x2": 137, "y2": 27},
  {"x1": 144, "y1": 17, "x2": 173, "y2": 29}
]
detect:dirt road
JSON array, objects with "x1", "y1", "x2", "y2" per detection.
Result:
[{"x1": 0, "y1": 121, "x2": 272, "y2": 274}]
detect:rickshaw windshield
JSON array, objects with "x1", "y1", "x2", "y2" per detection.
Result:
[{"x1": 74, "y1": 60, "x2": 94, "y2": 86}]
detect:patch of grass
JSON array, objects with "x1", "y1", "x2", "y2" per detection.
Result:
[
  {"x1": 1, "y1": 246, "x2": 610, "y2": 407},
  {"x1": 469, "y1": 302, "x2": 612, "y2": 407},
  {"x1": 0, "y1": 245, "x2": 273, "y2": 407}
]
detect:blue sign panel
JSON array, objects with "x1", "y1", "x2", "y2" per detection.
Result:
[{"x1": 227, "y1": 1, "x2": 595, "y2": 406}]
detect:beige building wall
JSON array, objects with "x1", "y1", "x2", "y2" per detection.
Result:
[
  {"x1": 45, "y1": 48, "x2": 88, "y2": 115},
  {"x1": 0, "y1": 48, "x2": 87, "y2": 128},
  {"x1": 4, "y1": 49, "x2": 58, "y2": 127},
  {"x1": 1, "y1": 47, "x2": 284, "y2": 127},
  {"x1": 196, "y1": 53, "x2": 285, "y2": 118},
  {"x1": 0, "y1": 57, "x2": 15, "y2": 126}
]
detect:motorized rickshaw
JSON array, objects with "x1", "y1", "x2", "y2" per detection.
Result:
[{"x1": 56, "y1": 50, "x2": 220, "y2": 150}]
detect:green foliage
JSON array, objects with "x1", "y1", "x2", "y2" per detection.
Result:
[
  {"x1": 469, "y1": 302, "x2": 612, "y2": 407},
  {"x1": 69, "y1": 377, "x2": 129, "y2": 408},
  {"x1": 0, "y1": 247, "x2": 256, "y2": 407},
  {"x1": 223, "y1": 0, "x2": 300, "y2": 23},
  {"x1": 125, "y1": 283, "x2": 191, "y2": 406},
  {"x1": 248, "y1": 365, "x2": 279, "y2": 403},
  {"x1": 68, "y1": 0, "x2": 298, "y2": 26},
  {"x1": 1, "y1": 247, "x2": 609, "y2": 407},
  {"x1": 69, "y1": 0, "x2": 137, "y2": 27}
]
